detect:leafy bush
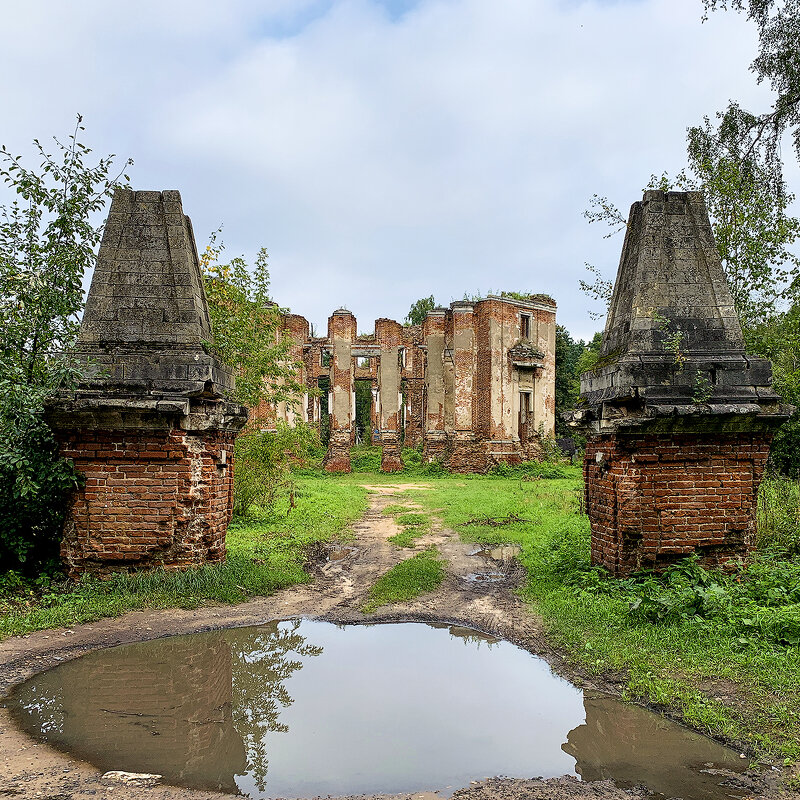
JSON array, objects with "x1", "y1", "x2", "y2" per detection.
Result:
[
  {"x1": 0, "y1": 391, "x2": 80, "y2": 573},
  {"x1": 757, "y1": 472, "x2": 800, "y2": 554},
  {"x1": 349, "y1": 445, "x2": 383, "y2": 473},
  {"x1": 576, "y1": 553, "x2": 800, "y2": 647},
  {"x1": 488, "y1": 460, "x2": 572, "y2": 479},
  {"x1": 234, "y1": 422, "x2": 321, "y2": 516},
  {"x1": 0, "y1": 120, "x2": 127, "y2": 573}
]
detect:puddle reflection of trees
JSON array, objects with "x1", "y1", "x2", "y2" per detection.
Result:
[
  {"x1": 228, "y1": 620, "x2": 323, "y2": 791},
  {"x1": 8, "y1": 620, "x2": 320, "y2": 794},
  {"x1": 563, "y1": 693, "x2": 745, "y2": 799}
]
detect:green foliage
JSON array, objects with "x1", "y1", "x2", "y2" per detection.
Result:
[
  {"x1": 585, "y1": 554, "x2": 800, "y2": 648},
  {"x1": 554, "y1": 325, "x2": 587, "y2": 436},
  {"x1": 0, "y1": 379, "x2": 82, "y2": 572},
  {"x1": 575, "y1": 331, "x2": 603, "y2": 374},
  {"x1": 349, "y1": 444, "x2": 383, "y2": 472},
  {"x1": 0, "y1": 118, "x2": 129, "y2": 572},
  {"x1": 354, "y1": 380, "x2": 373, "y2": 442},
  {"x1": 201, "y1": 239, "x2": 306, "y2": 408},
  {"x1": 362, "y1": 547, "x2": 445, "y2": 612},
  {"x1": 0, "y1": 477, "x2": 368, "y2": 637},
  {"x1": 405, "y1": 295, "x2": 436, "y2": 326},
  {"x1": 757, "y1": 472, "x2": 800, "y2": 553},
  {"x1": 703, "y1": 0, "x2": 800, "y2": 171},
  {"x1": 487, "y1": 460, "x2": 573, "y2": 479},
  {"x1": 748, "y1": 306, "x2": 800, "y2": 476},
  {"x1": 233, "y1": 422, "x2": 321, "y2": 517}
]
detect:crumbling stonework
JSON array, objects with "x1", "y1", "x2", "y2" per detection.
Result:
[
  {"x1": 46, "y1": 189, "x2": 247, "y2": 576},
  {"x1": 270, "y1": 295, "x2": 557, "y2": 473},
  {"x1": 572, "y1": 191, "x2": 791, "y2": 575},
  {"x1": 322, "y1": 309, "x2": 356, "y2": 472}
]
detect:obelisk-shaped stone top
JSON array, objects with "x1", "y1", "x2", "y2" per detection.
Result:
[
  {"x1": 602, "y1": 190, "x2": 743, "y2": 358},
  {"x1": 71, "y1": 189, "x2": 235, "y2": 399},
  {"x1": 79, "y1": 189, "x2": 212, "y2": 349},
  {"x1": 576, "y1": 190, "x2": 789, "y2": 425}
]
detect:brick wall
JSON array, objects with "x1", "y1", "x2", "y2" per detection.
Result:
[
  {"x1": 56, "y1": 427, "x2": 236, "y2": 577},
  {"x1": 584, "y1": 431, "x2": 772, "y2": 575}
]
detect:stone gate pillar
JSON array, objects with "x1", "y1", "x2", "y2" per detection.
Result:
[
  {"x1": 323, "y1": 309, "x2": 356, "y2": 472},
  {"x1": 45, "y1": 189, "x2": 248, "y2": 577},
  {"x1": 572, "y1": 191, "x2": 791, "y2": 576}
]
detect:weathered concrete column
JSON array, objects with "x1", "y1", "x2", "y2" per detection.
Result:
[
  {"x1": 448, "y1": 301, "x2": 482, "y2": 472},
  {"x1": 323, "y1": 309, "x2": 356, "y2": 472},
  {"x1": 572, "y1": 191, "x2": 791, "y2": 576},
  {"x1": 45, "y1": 189, "x2": 248, "y2": 577},
  {"x1": 422, "y1": 309, "x2": 448, "y2": 462},
  {"x1": 375, "y1": 319, "x2": 404, "y2": 472}
]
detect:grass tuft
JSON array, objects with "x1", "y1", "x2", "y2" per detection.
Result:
[{"x1": 363, "y1": 548, "x2": 445, "y2": 612}]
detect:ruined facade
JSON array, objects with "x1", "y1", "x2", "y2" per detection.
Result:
[
  {"x1": 572, "y1": 191, "x2": 791, "y2": 576},
  {"x1": 266, "y1": 296, "x2": 557, "y2": 473},
  {"x1": 46, "y1": 190, "x2": 247, "y2": 576}
]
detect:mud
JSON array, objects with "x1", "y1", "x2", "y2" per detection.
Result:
[{"x1": 0, "y1": 483, "x2": 786, "y2": 800}]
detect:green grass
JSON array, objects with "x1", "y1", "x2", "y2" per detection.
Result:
[
  {"x1": 0, "y1": 478, "x2": 368, "y2": 639},
  {"x1": 363, "y1": 547, "x2": 445, "y2": 613},
  {"x1": 387, "y1": 511, "x2": 431, "y2": 548},
  {"x1": 409, "y1": 472, "x2": 800, "y2": 764}
]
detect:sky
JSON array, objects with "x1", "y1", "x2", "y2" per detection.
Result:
[{"x1": 1, "y1": 0, "x2": 797, "y2": 341}]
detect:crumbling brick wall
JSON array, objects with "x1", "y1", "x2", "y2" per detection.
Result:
[
  {"x1": 574, "y1": 191, "x2": 791, "y2": 576},
  {"x1": 56, "y1": 426, "x2": 237, "y2": 578},
  {"x1": 46, "y1": 188, "x2": 247, "y2": 576},
  {"x1": 274, "y1": 295, "x2": 557, "y2": 473},
  {"x1": 584, "y1": 431, "x2": 772, "y2": 574}
]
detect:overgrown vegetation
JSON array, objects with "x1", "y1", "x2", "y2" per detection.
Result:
[
  {"x1": 233, "y1": 422, "x2": 321, "y2": 517},
  {"x1": 201, "y1": 237, "x2": 306, "y2": 409},
  {"x1": 362, "y1": 547, "x2": 445, "y2": 613},
  {"x1": 0, "y1": 478, "x2": 367, "y2": 638},
  {"x1": 0, "y1": 119, "x2": 130, "y2": 574}
]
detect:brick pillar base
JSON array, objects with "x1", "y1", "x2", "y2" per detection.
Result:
[
  {"x1": 447, "y1": 433, "x2": 489, "y2": 474},
  {"x1": 55, "y1": 426, "x2": 238, "y2": 578},
  {"x1": 584, "y1": 430, "x2": 773, "y2": 576},
  {"x1": 323, "y1": 430, "x2": 352, "y2": 473},
  {"x1": 380, "y1": 432, "x2": 404, "y2": 473},
  {"x1": 423, "y1": 432, "x2": 448, "y2": 463}
]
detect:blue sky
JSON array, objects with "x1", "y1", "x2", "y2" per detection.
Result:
[{"x1": 0, "y1": 0, "x2": 796, "y2": 341}]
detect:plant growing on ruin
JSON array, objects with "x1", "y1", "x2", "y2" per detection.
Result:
[
  {"x1": 652, "y1": 310, "x2": 687, "y2": 369},
  {"x1": 692, "y1": 370, "x2": 714, "y2": 404},
  {"x1": 405, "y1": 295, "x2": 436, "y2": 326},
  {"x1": 0, "y1": 118, "x2": 130, "y2": 573}
]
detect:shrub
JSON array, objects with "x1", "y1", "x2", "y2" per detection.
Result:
[
  {"x1": 488, "y1": 460, "x2": 572, "y2": 479},
  {"x1": 233, "y1": 422, "x2": 320, "y2": 516},
  {"x1": 757, "y1": 472, "x2": 800, "y2": 554}
]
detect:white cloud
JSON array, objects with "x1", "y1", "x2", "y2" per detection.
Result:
[{"x1": 0, "y1": 0, "x2": 787, "y2": 340}]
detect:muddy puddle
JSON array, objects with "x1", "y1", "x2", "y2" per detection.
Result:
[{"x1": 3, "y1": 620, "x2": 747, "y2": 799}]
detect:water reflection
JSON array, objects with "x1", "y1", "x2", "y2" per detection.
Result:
[
  {"x1": 5, "y1": 621, "x2": 746, "y2": 800},
  {"x1": 11, "y1": 630, "x2": 248, "y2": 792},
  {"x1": 564, "y1": 692, "x2": 745, "y2": 798}
]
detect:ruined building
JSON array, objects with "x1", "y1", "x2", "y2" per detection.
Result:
[
  {"x1": 46, "y1": 190, "x2": 248, "y2": 576},
  {"x1": 268, "y1": 296, "x2": 557, "y2": 473},
  {"x1": 572, "y1": 190, "x2": 791, "y2": 576}
]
